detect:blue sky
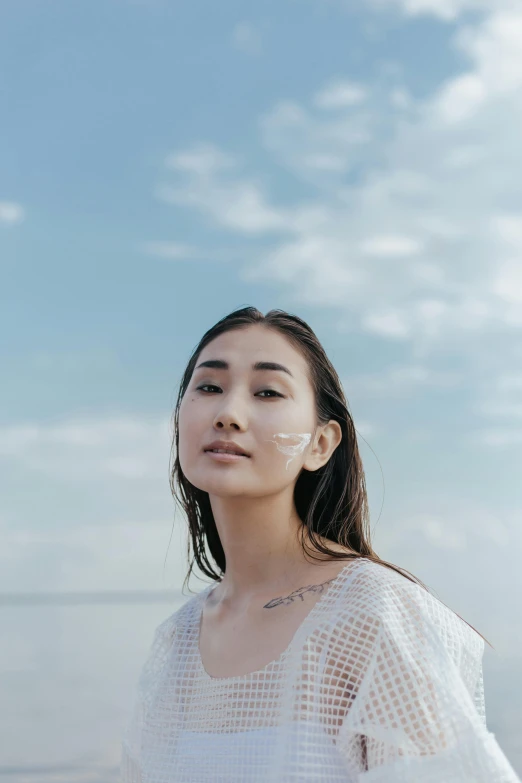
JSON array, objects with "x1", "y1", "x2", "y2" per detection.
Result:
[{"x1": 1, "y1": 0, "x2": 522, "y2": 773}]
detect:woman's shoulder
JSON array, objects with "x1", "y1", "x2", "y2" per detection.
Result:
[
  {"x1": 338, "y1": 557, "x2": 484, "y2": 656},
  {"x1": 153, "y1": 582, "x2": 215, "y2": 640}
]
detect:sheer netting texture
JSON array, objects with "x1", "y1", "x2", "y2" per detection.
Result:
[{"x1": 120, "y1": 557, "x2": 520, "y2": 782}]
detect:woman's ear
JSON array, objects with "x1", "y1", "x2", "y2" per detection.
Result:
[{"x1": 303, "y1": 420, "x2": 342, "y2": 472}]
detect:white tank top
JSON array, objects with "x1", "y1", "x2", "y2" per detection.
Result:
[{"x1": 174, "y1": 721, "x2": 354, "y2": 782}]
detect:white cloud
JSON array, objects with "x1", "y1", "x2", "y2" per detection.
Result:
[
  {"x1": 477, "y1": 375, "x2": 522, "y2": 417},
  {"x1": 142, "y1": 241, "x2": 200, "y2": 259},
  {"x1": 361, "y1": 309, "x2": 412, "y2": 339},
  {"x1": 260, "y1": 98, "x2": 373, "y2": 180},
  {"x1": 354, "y1": 420, "x2": 380, "y2": 438},
  {"x1": 0, "y1": 201, "x2": 25, "y2": 224},
  {"x1": 492, "y1": 214, "x2": 522, "y2": 247},
  {"x1": 157, "y1": 5, "x2": 522, "y2": 367},
  {"x1": 359, "y1": 235, "x2": 424, "y2": 257},
  {"x1": 0, "y1": 414, "x2": 188, "y2": 593},
  {"x1": 232, "y1": 21, "x2": 262, "y2": 56},
  {"x1": 302, "y1": 153, "x2": 351, "y2": 170},
  {"x1": 389, "y1": 87, "x2": 413, "y2": 109},
  {"x1": 165, "y1": 143, "x2": 236, "y2": 176},
  {"x1": 389, "y1": 508, "x2": 512, "y2": 551},
  {"x1": 493, "y1": 260, "x2": 522, "y2": 305},
  {"x1": 141, "y1": 240, "x2": 251, "y2": 264},
  {"x1": 414, "y1": 515, "x2": 468, "y2": 550},
  {"x1": 444, "y1": 144, "x2": 487, "y2": 167},
  {"x1": 157, "y1": 145, "x2": 291, "y2": 235},
  {"x1": 473, "y1": 428, "x2": 522, "y2": 446},
  {"x1": 498, "y1": 373, "x2": 522, "y2": 391},
  {"x1": 0, "y1": 415, "x2": 171, "y2": 480},
  {"x1": 342, "y1": 364, "x2": 463, "y2": 397},
  {"x1": 430, "y1": 10, "x2": 522, "y2": 125},
  {"x1": 314, "y1": 79, "x2": 367, "y2": 109},
  {"x1": 490, "y1": 214, "x2": 522, "y2": 305},
  {"x1": 481, "y1": 403, "x2": 522, "y2": 419},
  {"x1": 471, "y1": 370, "x2": 522, "y2": 445},
  {"x1": 434, "y1": 73, "x2": 488, "y2": 124},
  {"x1": 366, "y1": 0, "x2": 504, "y2": 22},
  {"x1": 0, "y1": 518, "x2": 185, "y2": 593}
]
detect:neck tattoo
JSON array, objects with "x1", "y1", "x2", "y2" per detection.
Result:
[{"x1": 263, "y1": 576, "x2": 336, "y2": 609}]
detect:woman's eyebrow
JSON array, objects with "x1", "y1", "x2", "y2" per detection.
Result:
[{"x1": 194, "y1": 359, "x2": 294, "y2": 378}]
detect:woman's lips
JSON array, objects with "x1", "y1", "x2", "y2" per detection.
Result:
[{"x1": 204, "y1": 451, "x2": 250, "y2": 462}]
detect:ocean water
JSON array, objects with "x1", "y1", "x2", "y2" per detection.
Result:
[
  {"x1": 1, "y1": 599, "x2": 520, "y2": 782},
  {"x1": 0, "y1": 599, "x2": 184, "y2": 783}
]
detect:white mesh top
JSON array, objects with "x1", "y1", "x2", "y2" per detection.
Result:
[{"x1": 120, "y1": 556, "x2": 521, "y2": 782}]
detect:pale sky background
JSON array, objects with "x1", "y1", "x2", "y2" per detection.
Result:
[{"x1": 1, "y1": 0, "x2": 521, "y2": 780}]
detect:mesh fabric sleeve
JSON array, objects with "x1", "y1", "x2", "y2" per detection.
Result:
[
  {"x1": 336, "y1": 573, "x2": 520, "y2": 782},
  {"x1": 120, "y1": 614, "x2": 177, "y2": 783}
]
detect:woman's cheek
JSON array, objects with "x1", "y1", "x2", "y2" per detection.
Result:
[{"x1": 263, "y1": 432, "x2": 312, "y2": 472}]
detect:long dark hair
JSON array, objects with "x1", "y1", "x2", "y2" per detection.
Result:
[{"x1": 169, "y1": 306, "x2": 492, "y2": 648}]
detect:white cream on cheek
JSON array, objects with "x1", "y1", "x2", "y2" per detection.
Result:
[{"x1": 265, "y1": 432, "x2": 312, "y2": 471}]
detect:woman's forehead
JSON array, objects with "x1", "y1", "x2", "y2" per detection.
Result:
[{"x1": 200, "y1": 326, "x2": 305, "y2": 368}]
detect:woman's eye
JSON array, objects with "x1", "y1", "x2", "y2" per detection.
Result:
[
  {"x1": 196, "y1": 385, "x2": 283, "y2": 398},
  {"x1": 197, "y1": 385, "x2": 221, "y2": 393},
  {"x1": 257, "y1": 389, "x2": 283, "y2": 398}
]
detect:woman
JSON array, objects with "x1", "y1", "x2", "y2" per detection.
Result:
[{"x1": 120, "y1": 307, "x2": 520, "y2": 782}]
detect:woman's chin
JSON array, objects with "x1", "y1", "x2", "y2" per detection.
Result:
[{"x1": 193, "y1": 474, "x2": 252, "y2": 495}]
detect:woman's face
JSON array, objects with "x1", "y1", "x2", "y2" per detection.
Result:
[{"x1": 178, "y1": 325, "x2": 319, "y2": 498}]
